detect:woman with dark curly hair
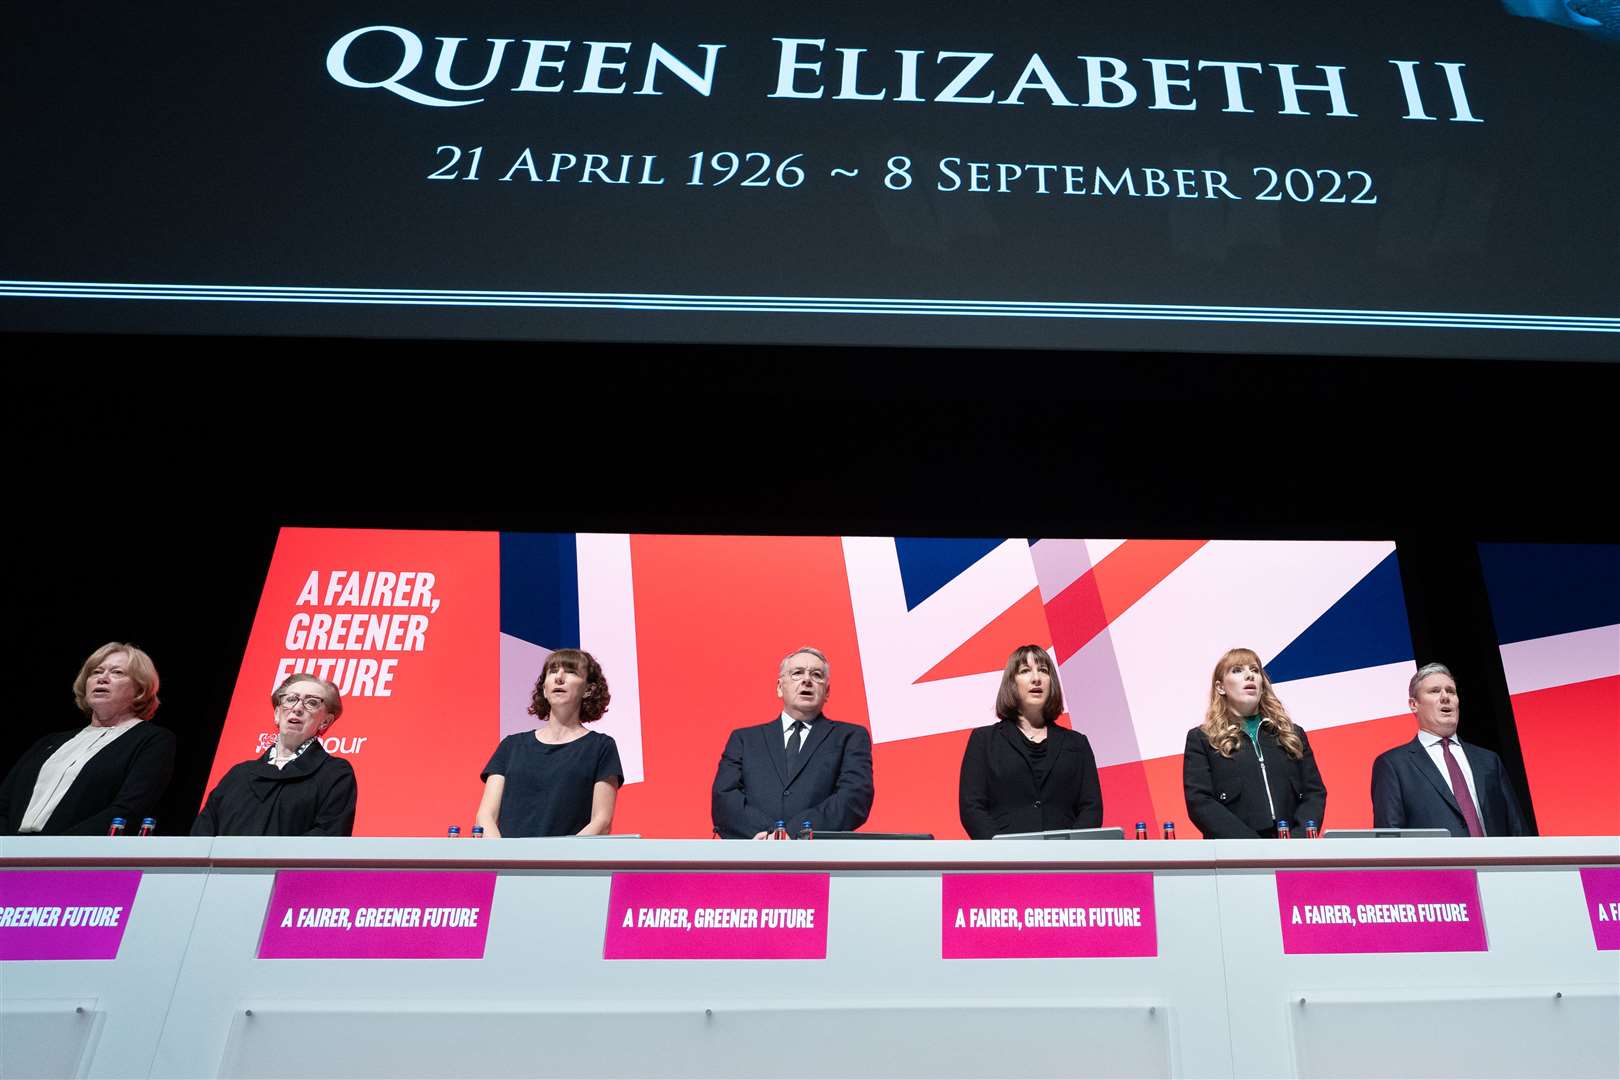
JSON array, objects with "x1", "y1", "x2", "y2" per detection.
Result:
[
  {"x1": 1183, "y1": 647, "x2": 1326, "y2": 838},
  {"x1": 476, "y1": 649, "x2": 623, "y2": 837}
]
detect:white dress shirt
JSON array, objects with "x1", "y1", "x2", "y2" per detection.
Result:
[
  {"x1": 1417, "y1": 728, "x2": 1483, "y2": 822},
  {"x1": 19, "y1": 718, "x2": 145, "y2": 832},
  {"x1": 780, "y1": 712, "x2": 814, "y2": 750}
]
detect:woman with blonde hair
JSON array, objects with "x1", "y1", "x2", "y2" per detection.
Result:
[
  {"x1": 1183, "y1": 648, "x2": 1326, "y2": 838},
  {"x1": 0, "y1": 642, "x2": 175, "y2": 835}
]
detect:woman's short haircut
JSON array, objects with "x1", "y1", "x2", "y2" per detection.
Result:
[
  {"x1": 73, "y1": 641, "x2": 161, "y2": 720},
  {"x1": 994, "y1": 644, "x2": 1064, "y2": 723},
  {"x1": 528, "y1": 648, "x2": 611, "y2": 723},
  {"x1": 271, "y1": 673, "x2": 344, "y2": 720}
]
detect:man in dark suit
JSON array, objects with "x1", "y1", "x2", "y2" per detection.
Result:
[
  {"x1": 710, "y1": 647, "x2": 873, "y2": 839},
  {"x1": 1371, "y1": 663, "x2": 1529, "y2": 837}
]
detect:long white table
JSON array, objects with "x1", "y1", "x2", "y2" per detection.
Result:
[{"x1": 3, "y1": 837, "x2": 1616, "y2": 1079}]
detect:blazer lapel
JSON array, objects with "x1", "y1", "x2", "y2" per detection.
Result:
[
  {"x1": 785, "y1": 716, "x2": 833, "y2": 786},
  {"x1": 1041, "y1": 733, "x2": 1075, "y2": 794},
  {"x1": 995, "y1": 723, "x2": 1038, "y2": 790},
  {"x1": 763, "y1": 720, "x2": 790, "y2": 785},
  {"x1": 1406, "y1": 737, "x2": 1462, "y2": 817},
  {"x1": 1459, "y1": 740, "x2": 1498, "y2": 832}
]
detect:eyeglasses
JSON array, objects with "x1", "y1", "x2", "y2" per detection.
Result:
[
  {"x1": 785, "y1": 668, "x2": 827, "y2": 683},
  {"x1": 278, "y1": 693, "x2": 328, "y2": 712}
]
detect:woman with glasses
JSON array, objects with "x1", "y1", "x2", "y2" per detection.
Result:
[
  {"x1": 1183, "y1": 647, "x2": 1326, "y2": 838},
  {"x1": 191, "y1": 674, "x2": 357, "y2": 836},
  {"x1": 958, "y1": 644, "x2": 1103, "y2": 838},
  {"x1": 1, "y1": 642, "x2": 175, "y2": 835}
]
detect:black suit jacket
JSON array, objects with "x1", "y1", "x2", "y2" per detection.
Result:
[
  {"x1": 0, "y1": 722, "x2": 176, "y2": 835},
  {"x1": 1370, "y1": 735, "x2": 1528, "y2": 837},
  {"x1": 191, "y1": 743, "x2": 357, "y2": 837},
  {"x1": 959, "y1": 721, "x2": 1103, "y2": 838},
  {"x1": 711, "y1": 715, "x2": 873, "y2": 838},
  {"x1": 1183, "y1": 723, "x2": 1327, "y2": 838}
]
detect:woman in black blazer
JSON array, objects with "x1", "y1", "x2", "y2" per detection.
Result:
[
  {"x1": 1, "y1": 642, "x2": 175, "y2": 835},
  {"x1": 959, "y1": 644, "x2": 1103, "y2": 838},
  {"x1": 1183, "y1": 647, "x2": 1326, "y2": 838},
  {"x1": 192, "y1": 673, "x2": 356, "y2": 836}
]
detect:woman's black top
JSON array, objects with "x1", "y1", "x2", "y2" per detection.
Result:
[
  {"x1": 482, "y1": 729, "x2": 623, "y2": 837},
  {"x1": 1182, "y1": 722, "x2": 1327, "y2": 838},
  {"x1": 958, "y1": 720, "x2": 1104, "y2": 839},
  {"x1": 191, "y1": 742, "x2": 357, "y2": 836},
  {"x1": 0, "y1": 722, "x2": 176, "y2": 835},
  {"x1": 1016, "y1": 733, "x2": 1053, "y2": 791}
]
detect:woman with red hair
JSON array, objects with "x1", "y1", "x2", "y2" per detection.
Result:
[{"x1": 1183, "y1": 648, "x2": 1326, "y2": 838}]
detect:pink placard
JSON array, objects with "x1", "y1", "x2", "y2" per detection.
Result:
[
  {"x1": 0, "y1": 870, "x2": 142, "y2": 961},
  {"x1": 1579, "y1": 867, "x2": 1620, "y2": 950},
  {"x1": 1276, "y1": 869, "x2": 1486, "y2": 954},
  {"x1": 941, "y1": 873, "x2": 1157, "y2": 959},
  {"x1": 603, "y1": 872, "x2": 829, "y2": 959},
  {"x1": 257, "y1": 870, "x2": 496, "y2": 959}
]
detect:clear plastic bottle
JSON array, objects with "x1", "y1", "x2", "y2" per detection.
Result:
[
  {"x1": 137, "y1": 818, "x2": 156, "y2": 837},
  {"x1": 797, "y1": 820, "x2": 814, "y2": 841},
  {"x1": 772, "y1": 820, "x2": 789, "y2": 840},
  {"x1": 1276, "y1": 820, "x2": 1292, "y2": 839},
  {"x1": 1304, "y1": 820, "x2": 1319, "y2": 839},
  {"x1": 108, "y1": 817, "x2": 126, "y2": 837},
  {"x1": 447, "y1": 825, "x2": 461, "y2": 838},
  {"x1": 1162, "y1": 821, "x2": 1177, "y2": 840},
  {"x1": 471, "y1": 825, "x2": 485, "y2": 838},
  {"x1": 1134, "y1": 821, "x2": 1148, "y2": 840}
]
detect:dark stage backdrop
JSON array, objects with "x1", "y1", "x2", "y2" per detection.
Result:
[{"x1": 4, "y1": 2, "x2": 1618, "y2": 359}]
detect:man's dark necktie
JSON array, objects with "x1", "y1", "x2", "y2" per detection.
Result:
[
  {"x1": 1439, "y1": 737, "x2": 1486, "y2": 837},
  {"x1": 785, "y1": 720, "x2": 806, "y2": 769}
]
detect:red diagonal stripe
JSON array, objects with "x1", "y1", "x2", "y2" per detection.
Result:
[{"x1": 1047, "y1": 540, "x2": 1207, "y2": 663}]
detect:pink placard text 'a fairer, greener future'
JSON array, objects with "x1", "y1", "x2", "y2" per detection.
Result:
[
  {"x1": 1275, "y1": 869, "x2": 1487, "y2": 954},
  {"x1": 604, "y1": 872, "x2": 830, "y2": 959},
  {"x1": 257, "y1": 870, "x2": 497, "y2": 959},
  {"x1": 0, "y1": 870, "x2": 142, "y2": 961},
  {"x1": 941, "y1": 872, "x2": 1157, "y2": 959},
  {"x1": 1579, "y1": 867, "x2": 1620, "y2": 950}
]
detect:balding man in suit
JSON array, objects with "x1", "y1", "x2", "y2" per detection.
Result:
[
  {"x1": 710, "y1": 647, "x2": 873, "y2": 839},
  {"x1": 1371, "y1": 663, "x2": 1529, "y2": 837}
]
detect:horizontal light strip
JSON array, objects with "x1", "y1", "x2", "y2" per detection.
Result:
[{"x1": 2, "y1": 280, "x2": 1616, "y2": 333}]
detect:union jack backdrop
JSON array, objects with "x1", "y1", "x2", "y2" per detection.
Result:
[
  {"x1": 209, "y1": 530, "x2": 1422, "y2": 837},
  {"x1": 1478, "y1": 543, "x2": 1620, "y2": 835}
]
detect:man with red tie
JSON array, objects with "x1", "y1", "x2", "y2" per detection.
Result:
[{"x1": 1371, "y1": 663, "x2": 1529, "y2": 837}]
